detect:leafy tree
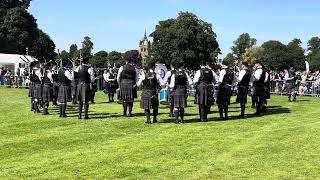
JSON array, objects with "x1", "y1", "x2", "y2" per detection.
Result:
[
  {"x1": 59, "y1": 50, "x2": 70, "y2": 61},
  {"x1": 31, "y1": 29, "x2": 56, "y2": 61},
  {"x1": 286, "y1": 38, "x2": 305, "y2": 70},
  {"x1": 0, "y1": 7, "x2": 38, "y2": 54},
  {"x1": 231, "y1": 33, "x2": 256, "y2": 62},
  {"x1": 81, "y1": 36, "x2": 93, "y2": 59},
  {"x1": 242, "y1": 46, "x2": 265, "y2": 65},
  {"x1": 90, "y1": 51, "x2": 108, "y2": 68},
  {"x1": 223, "y1": 53, "x2": 237, "y2": 66},
  {"x1": 307, "y1": 37, "x2": 320, "y2": 70},
  {"x1": 69, "y1": 44, "x2": 79, "y2": 60},
  {"x1": 150, "y1": 12, "x2": 220, "y2": 69},
  {"x1": 108, "y1": 51, "x2": 123, "y2": 68},
  {"x1": 261, "y1": 40, "x2": 289, "y2": 70}
]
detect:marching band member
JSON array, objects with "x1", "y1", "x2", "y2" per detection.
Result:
[
  {"x1": 117, "y1": 52, "x2": 139, "y2": 117},
  {"x1": 162, "y1": 63, "x2": 175, "y2": 117},
  {"x1": 217, "y1": 61, "x2": 236, "y2": 120},
  {"x1": 104, "y1": 68, "x2": 117, "y2": 103},
  {"x1": 137, "y1": 63, "x2": 163, "y2": 124},
  {"x1": 30, "y1": 61, "x2": 42, "y2": 113},
  {"x1": 57, "y1": 60, "x2": 74, "y2": 118},
  {"x1": 169, "y1": 61, "x2": 193, "y2": 124},
  {"x1": 76, "y1": 58, "x2": 92, "y2": 119},
  {"x1": 252, "y1": 61, "x2": 266, "y2": 115},
  {"x1": 236, "y1": 62, "x2": 251, "y2": 118},
  {"x1": 42, "y1": 63, "x2": 53, "y2": 115},
  {"x1": 193, "y1": 61, "x2": 215, "y2": 122}
]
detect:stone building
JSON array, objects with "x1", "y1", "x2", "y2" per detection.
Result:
[{"x1": 139, "y1": 31, "x2": 151, "y2": 65}]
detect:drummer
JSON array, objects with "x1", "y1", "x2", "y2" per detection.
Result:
[
  {"x1": 162, "y1": 63, "x2": 176, "y2": 117},
  {"x1": 137, "y1": 63, "x2": 163, "y2": 124},
  {"x1": 193, "y1": 61, "x2": 216, "y2": 122},
  {"x1": 169, "y1": 60, "x2": 193, "y2": 124}
]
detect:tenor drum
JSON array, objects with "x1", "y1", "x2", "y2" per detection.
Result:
[{"x1": 159, "y1": 88, "x2": 169, "y2": 105}]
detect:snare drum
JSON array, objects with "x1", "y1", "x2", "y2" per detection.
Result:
[{"x1": 159, "y1": 88, "x2": 169, "y2": 105}]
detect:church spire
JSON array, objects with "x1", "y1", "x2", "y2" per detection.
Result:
[{"x1": 144, "y1": 29, "x2": 147, "y2": 40}]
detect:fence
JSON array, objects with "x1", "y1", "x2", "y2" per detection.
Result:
[
  {"x1": 269, "y1": 80, "x2": 320, "y2": 97},
  {"x1": 2, "y1": 74, "x2": 320, "y2": 97}
]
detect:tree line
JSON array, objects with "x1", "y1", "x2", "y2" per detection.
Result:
[
  {"x1": 224, "y1": 33, "x2": 320, "y2": 71},
  {"x1": 1, "y1": 2, "x2": 319, "y2": 71}
]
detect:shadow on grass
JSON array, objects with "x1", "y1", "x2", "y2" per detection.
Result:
[{"x1": 159, "y1": 105, "x2": 291, "y2": 124}]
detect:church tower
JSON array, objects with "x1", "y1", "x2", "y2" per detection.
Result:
[{"x1": 139, "y1": 30, "x2": 151, "y2": 65}]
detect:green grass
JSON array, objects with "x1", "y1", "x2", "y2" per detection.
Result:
[{"x1": 0, "y1": 88, "x2": 320, "y2": 179}]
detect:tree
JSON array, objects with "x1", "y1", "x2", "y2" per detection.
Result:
[
  {"x1": 261, "y1": 40, "x2": 289, "y2": 70},
  {"x1": 307, "y1": 37, "x2": 320, "y2": 70},
  {"x1": 0, "y1": 7, "x2": 38, "y2": 54},
  {"x1": 0, "y1": 0, "x2": 56, "y2": 63},
  {"x1": 90, "y1": 51, "x2": 108, "y2": 68},
  {"x1": 231, "y1": 33, "x2": 256, "y2": 62},
  {"x1": 59, "y1": 50, "x2": 70, "y2": 61},
  {"x1": 223, "y1": 53, "x2": 237, "y2": 66},
  {"x1": 69, "y1": 44, "x2": 79, "y2": 60},
  {"x1": 286, "y1": 38, "x2": 305, "y2": 70},
  {"x1": 150, "y1": 12, "x2": 220, "y2": 69},
  {"x1": 81, "y1": 36, "x2": 93, "y2": 59},
  {"x1": 31, "y1": 29, "x2": 56, "y2": 61},
  {"x1": 242, "y1": 47, "x2": 265, "y2": 65},
  {"x1": 108, "y1": 51, "x2": 123, "y2": 68}
]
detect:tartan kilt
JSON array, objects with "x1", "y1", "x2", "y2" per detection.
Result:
[
  {"x1": 140, "y1": 89, "x2": 159, "y2": 109},
  {"x1": 76, "y1": 82, "x2": 91, "y2": 104},
  {"x1": 196, "y1": 83, "x2": 213, "y2": 106},
  {"x1": 32, "y1": 84, "x2": 43, "y2": 100},
  {"x1": 120, "y1": 79, "x2": 135, "y2": 102},
  {"x1": 28, "y1": 82, "x2": 34, "y2": 97},
  {"x1": 173, "y1": 86, "x2": 187, "y2": 108},
  {"x1": 217, "y1": 85, "x2": 231, "y2": 106},
  {"x1": 42, "y1": 84, "x2": 53, "y2": 103},
  {"x1": 52, "y1": 82, "x2": 59, "y2": 98},
  {"x1": 57, "y1": 85, "x2": 71, "y2": 104},
  {"x1": 286, "y1": 81, "x2": 298, "y2": 94},
  {"x1": 71, "y1": 81, "x2": 78, "y2": 97},
  {"x1": 236, "y1": 86, "x2": 249, "y2": 104},
  {"x1": 265, "y1": 86, "x2": 271, "y2": 99},
  {"x1": 107, "y1": 82, "x2": 117, "y2": 93}
]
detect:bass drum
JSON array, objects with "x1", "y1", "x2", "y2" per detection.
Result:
[{"x1": 159, "y1": 88, "x2": 169, "y2": 105}]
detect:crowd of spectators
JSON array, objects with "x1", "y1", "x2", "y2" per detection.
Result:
[{"x1": 0, "y1": 67, "x2": 29, "y2": 88}]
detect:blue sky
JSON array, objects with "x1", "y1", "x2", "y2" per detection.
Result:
[{"x1": 29, "y1": 0, "x2": 320, "y2": 57}]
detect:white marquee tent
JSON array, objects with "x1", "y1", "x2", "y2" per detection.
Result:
[{"x1": 0, "y1": 53, "x2": 37, "y2": 75}]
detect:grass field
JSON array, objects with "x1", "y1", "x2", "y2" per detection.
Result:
[{"x1": 0, "y1": 88, "x2": 320, "y2": 179}]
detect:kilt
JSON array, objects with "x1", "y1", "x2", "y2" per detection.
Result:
[
  {"x1": 286, "y1": 81, "x2": 298, "y2": 94},
  {"x1": 173, "y1": 86, "x2": 187, "y2": 108},
  {"x1": 42, "y1": 84, "x2": 53, "y2": 103},
  {"x1": 107, "y1": 81, "x2": 117, "y2": 94},
  {"x1": 71, "y1": 80, "x2": 78, "y2": 97},
  {"x1": 77, "y1": 82, "x2": 91, "y2": 104},
  {"x1": 265, "y1": 86, "x2": 271, "y2": 99},
  {"x1": 253, "y1": 85, "x2": 266, "y2": 103},
  {"x1": 236, "y1": 86, "x2": 249, "y2": 104},
  {"x1": 120, "y1": 79, "x2": 135, "y2": 102},
  {"x1": 52, "y1": 82, "x2": 59, "y2": 98},
  {"x1": 196, "y1": 83, "x2": 213, "y2": 106},
  {"x1": 217, "y1": 85, "x2": 232, "y2": 106},
  {"x1": 28, "y1": 82, "x2": 34, "y2": 97},
  {"x1": 32, "y1": 84, "x2": 43, "y2": 100},
  {"x1": 57, "y1": 85, "x2": 71, "y2": 104},
  {"x1": 91, "y1": 83, "x2": 98, "y2": 93},
  {"x1": 140, "y1": 89, "x2": 159, "y2": 109}
]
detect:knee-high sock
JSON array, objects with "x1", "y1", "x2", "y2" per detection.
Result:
[
  {"x1": 145, "y1": 109, "x2": 151, "y2": 121},
  {"x1": 108, "y1": 93, "x2": 111, "y2": 102},
  {"x1": 153, "y1": 108, "x2": 158, "y2": 120},
  {"x1": 223, "y1": 105, "x2": 228, "y2": 119},
  {"x1": 128, "y1": 102, "x2": 133, "y2": 115},
  {"x1": 84, "y1": 104, "x2": 89, "y2": 118},
  {"x1": 200, "y1": 107, "x2": 205, "y2": 121},
  {"x1": 123, "y1": 102, "x2": 127, "y2": 115},
  {"x1": 218, "y1": 105, "x2": 224, "y2": 119},
  {"x1": 180, "y1": 108, "x2": 185, "y2": 121},
  {"x1": 241, "y1": 104, "x2": 245, "y2": 116},
  {"x1": 204, "y1": 106, "x2": 210, "y2": 120},
  {"x1": 59, "y1": 104, "x2": 63, "y2": 117},
  {"x1": 174, "y1": 109, "x2": 179, "y2": 122},
  {"x1": 78, "y1": 103, "x2": 83, "y2": 119}
]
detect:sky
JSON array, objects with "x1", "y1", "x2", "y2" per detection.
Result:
[{"x1": 29, "y1": 0, "x2": 320, "y2": 58}]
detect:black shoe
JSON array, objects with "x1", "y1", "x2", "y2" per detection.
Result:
[
  {"x1": 127, "y1": 114, "x2": 133, "y2": 117},
  {"x1": 84, "y1": 116, "x2": 90, "y2": 119},
  {"x1": 174, "y1": 120, "x2": 179, "y2": 124},
  {"x1": 145, "y1": 120, "x2": 151, "y2": 124},
  {"x1": 239, "y1": 114, "x2": 245, "y2": 118},
  {"x1": 153, "y1": 119, "x2": 158, "y2": 123}
]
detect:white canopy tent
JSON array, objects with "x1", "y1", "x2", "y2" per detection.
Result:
[{"x1": 0, "y1": 53, "x2": 37, "y2": 75}]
